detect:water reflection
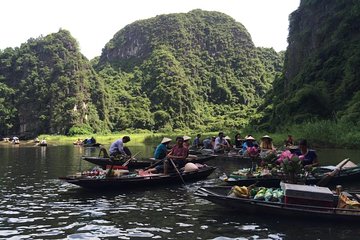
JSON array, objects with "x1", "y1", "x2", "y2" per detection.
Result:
[{"x1": 0, "y1": 144, "x2": 360, "y2": 239}]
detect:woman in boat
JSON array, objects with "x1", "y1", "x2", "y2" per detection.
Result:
[
  {"x1": 192, "y1": 134, "x2": 202, "y2": 148},
  {"x1": 285, "y1": 135, "x2": 294, "y2": 146},
  {"x1": 295, "y1": 139, "x2": 319, "y2": 170},
  {"x1": 109, "y1": 136, "x2": 131, "y2": 158},
  {"x1": 183, "y1": 136, "x2": 191, "y2": 149},
  {"x1": 260, "y1": 135, "x2": 276, "y2": 151},
  {"x1": 241, "y1": 135, "x2": 258, "y2": 156},
  {"x1": 234, "y1": 133, "x2": 242, "y2": 149},
  {"x1": 154, "y1": 137, "x2": 172, "y2": 160},
  {"x1": 147, "y1": 136, "x2": 189, "y2": 174}
]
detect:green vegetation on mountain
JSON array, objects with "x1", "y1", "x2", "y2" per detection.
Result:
[
  {"x1": 0, "y1": 9, "x2": 284, "y2": 137},
  {"x1": 0, "y1": 30, "x2": 108, "y2": 137},
  {"x1": 256, "y1": 0, "x2": 360, "y2": 130}
]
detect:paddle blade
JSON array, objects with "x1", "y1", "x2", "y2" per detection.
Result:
[{"x1": 317, "y1": 158, "x2": 350, "y2": 187}]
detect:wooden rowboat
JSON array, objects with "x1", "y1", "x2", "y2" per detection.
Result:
[
  {"x1": 222, "y1": 165, "x2": 360, "y2": 187},
  {"x1": 59, "y1": 166, "x2": 216, "y2": 190},
  {"x1": 195, "y1": 185, "x2": 360, "y2": 222},
  {"x1": 82, "y1": 154, "x2": 217, "y2": 169}
]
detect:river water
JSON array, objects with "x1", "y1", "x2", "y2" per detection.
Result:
[{"x1": 1, "y1": 143, "x2": 360, "y2": 239}]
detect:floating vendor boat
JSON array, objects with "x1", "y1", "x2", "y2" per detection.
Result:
[
  {"x1": 82, "y1": 154, "x2": 217, "y2": 170},
  {"x1": 221, "y1": 159, "x2": 360, "y2": 187},
  {"x1": 59, "y1": 165, "x2": 216, "y2": 190},
  {"x1": 195, "y1": 183, "x2": 360, "y2": 222}
]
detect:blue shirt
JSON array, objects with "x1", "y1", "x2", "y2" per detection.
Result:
[
  {"x1": 109, "y1": 139, "x2": 125, "y2": 155},
  {"x1": 295, "y1": 149, "x2": 317, "y2": 166},
  {"x1": 154, "y1": 143, "x2": 168, "y2": 160}
]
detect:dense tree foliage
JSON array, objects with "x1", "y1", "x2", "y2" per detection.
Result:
[
  {"x1": 257, "y1": 0, "x2": 360, "y2": 129},
  {"x1": 97, "y1": 9, "x2": 283, "y2": 132},
  {"x1": 0, "y1": 10, "x2": 283, "y2": 137},
  {"x1": 0, "y1": 30, "x2": 108, "y2": 137}
]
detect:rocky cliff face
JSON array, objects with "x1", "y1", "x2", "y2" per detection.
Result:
[{"x1": 266, "y1": 0, "x2": 360, "y2": 126}]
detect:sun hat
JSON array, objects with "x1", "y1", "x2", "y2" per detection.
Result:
[
  {"x1": 245, "y1": 136, "x2": 255, "y2": 141},
  {"x1": 224, "y1": 136, "x2": 231, "y2": 140},
  {"x1": 183, "y1": 136, "x2": 191, "y2": 141},
  {"x1": 261, "y1": 135, "x2": 272, "y2": 140},
  {"x1": 184, "y1": 162, "x2": 199, "y2": 172},
  {"x1": 161, "y1": 137, "x2": 172, "y2": 144}
]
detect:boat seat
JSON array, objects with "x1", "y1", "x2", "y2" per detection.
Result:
[{"x1": 98, "y1": 147, "x2": 110, "y2": 158}]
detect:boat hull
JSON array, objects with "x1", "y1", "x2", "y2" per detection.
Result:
[
  {"x1": 60, "y1": 166, "x2": 216, "y2": 190},
  {"x1": 195, "y1": 186, "x2": 360, "y2": 222},
  {"x1": 82, "y1": 155, "x2": 216, "y2": 169},
  {"x1": 224, "y1": 166, "x2": 360, "y2": 187}
]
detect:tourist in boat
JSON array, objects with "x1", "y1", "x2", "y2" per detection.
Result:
[
  {"x1": 202, "y1": 137, "x2": 212, "y2": 149},
  {"x1": 241, "y1": 135, "x2": 257, "y2": 156},
  {"x1": 295, "y1": 139, "x2": 319, "y2": 170},
  {"x1": 40, "y1": 139, "x2": 47, "y2": 145},
  {"x1": 192, "y1": 134, "x2": 202, "y2": 148},
  {"x1": 285, "y1": 134, "x2": 294, "y2": 146},
  {"x1": 90, "y1": 136, "x2": 96, "y2": 144},
  {"x1": 74, "y1": 138, "x2": 82, "y2": 145},
  {"x1": 146, "y1": 136, "x2": 189, "y2": 174},
  {"x1": 260, "y1": 135, "x2": 276, "y2": 151},
  {"x1": 183, "y1": 136, "x2": 191, "y2": 149},
  {"x1": 214, "y1": 132, "x2": 231, "y2": 153},
  {"x1": 109, "y1": 136, "x2": 131, "y2": 158},
  {"x1": 224, "y1": 136, "x2": 233, "y2": 150},
  {"x1": 154, "y1": 137, "x2": 172, "y2": 160},
  {"x1": 234, "y1": 133, "x2": 242, "y2": 149}
]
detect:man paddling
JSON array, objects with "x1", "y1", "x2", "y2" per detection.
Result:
[{"x1": 109, "y1": 136, "x2": 131, "y2": 159}]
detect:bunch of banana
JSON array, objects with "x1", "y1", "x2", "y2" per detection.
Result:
[{"x1": 231, "y1": 185, "x2": 249, "y2": 198}]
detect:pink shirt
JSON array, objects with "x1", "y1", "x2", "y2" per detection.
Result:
[{"x1": 169, "y1": 145, "x2": 189, "y2": 159}]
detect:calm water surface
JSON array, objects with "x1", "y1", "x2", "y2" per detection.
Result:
[{"x1": 1, "y1": 143, "x2": 360, "y2": 239}]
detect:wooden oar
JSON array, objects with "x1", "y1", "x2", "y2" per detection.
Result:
[
  {"x1": 317, "y1": 158, "x2": 350, "y2": 187},
  {"x1": 122, "y1": 151, "x2": 141, "y2": 167},
  {"x1": 107, "y1": 151, "x2": 140, "y2": 177},
  {"x1": 169, "y1": 158, "x2": 186, "y2": 185}
]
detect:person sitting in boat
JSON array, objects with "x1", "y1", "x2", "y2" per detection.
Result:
[
  {"x1": 241, "y1": 135, "x2": 258, "y2": 156},
  {"x1": 154, "y1": 137, "x2": 172, "y2": 160},
  {"x1": 214, "y1": 132, "x2": 231, "y2": 153},
  {"x1": 90, "y1": 136, "x2": 96, "y2": 144},
  {"x1": 285, "y1": 135, "x2": 294, "y2": 147},
  {"x1": 234, "y1": 133, "x2": 243, "y2": 149},
  {"x1": 40, "y1": 139, "x2": 47, "y2": 144},
  {"x1": 146, "y1": 137, "x2": 189, "y2": 174},
  {"x1": 74, "y1": 138, "x2": 82, "y2": 145},
  {"x1": 202, "y1": 137, "x2": 212, "y2": 149},
  {"x1": 192, "y1": 134, "x2": 202, "y2": 148},
  {"x1": 295, "y1": 139, "x2": 319, "y2": 170},
  {"x1": 183, "y1": 136, "x2": 191, "y2": 149},
  {"x1": 163, "y1": 136, "x2": 189, "y2": 174},
  {"x1": 109, "y1": 136, "x2": 131, "y2": 159},
  {"x1": 224, "y1": 136, "x2": 232, "y2": 148},
  {"x1": 260, "y1": 135, "x2": 276, "y2": 151}
]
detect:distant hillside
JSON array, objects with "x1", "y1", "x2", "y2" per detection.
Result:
[
  {"x1": 96, "y1": 9, "x2": 282, "y2": 131},
  {"x1": 258, "y1": 0, "x2": 360, "y2": 129},
  {"x1": 0, "y1": 10, "x2": 282, "y2": 137},
  {"x1": 0, "y1": 30, "x2": 108, "y2": 137}
]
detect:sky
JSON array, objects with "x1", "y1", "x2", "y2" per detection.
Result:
[{"x1": 1, "y1": 0, "x2": 300, "y2": 60}]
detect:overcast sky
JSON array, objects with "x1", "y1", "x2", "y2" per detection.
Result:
[{"x1": 1, "y1": 0, "x2": 300, "y2": 59}]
